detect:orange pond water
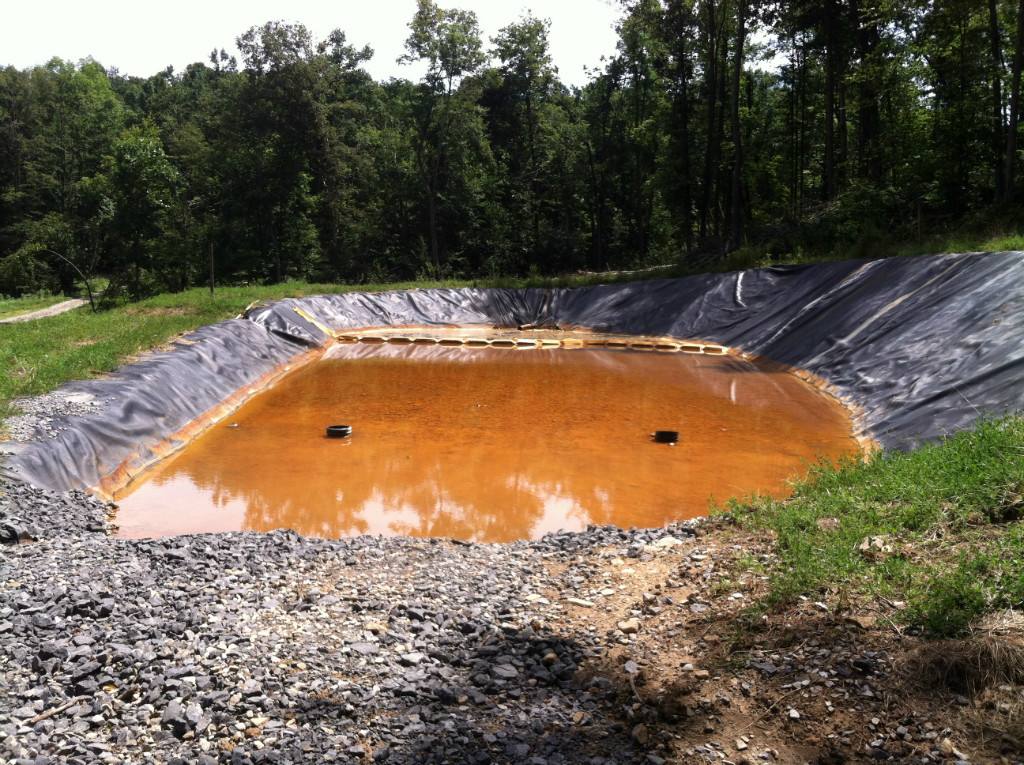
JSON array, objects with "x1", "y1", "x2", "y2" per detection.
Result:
[{"x1": 112, "y1": 343, "x2": 862, "y2": 543}]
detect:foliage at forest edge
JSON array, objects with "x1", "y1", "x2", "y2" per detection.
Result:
[{"x1": 3, "y1": 0, "x2": 1024, "y2": 299}]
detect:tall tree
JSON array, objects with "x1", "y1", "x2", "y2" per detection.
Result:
[
  {"x1": 307, "y1": 30, "x2": 376, "y2": 281},
  {"x1": 99, "y1": 121, "x2": 181, "y2": 297},
  {"x1": 228, "y1": 21, "x2": 347, "y2": 282},
  {"x1": 0, "y1": 67, "x2": 33, "y2": 265},
  {"x1": 660, "y1": 0, "x2": 700, "y2": 252},
  {"x1": 400, "y1": 0, "x2": 490, "y2": 275},
  {"x1": 917, "y1": 0, "x2": 993, "y2": 214},
  {"x1": 2, "y1": 59, "x2": 123, "y2": 295},
  {"x1": 487, "y1": 15, "x2": 559, "y2": 267}
]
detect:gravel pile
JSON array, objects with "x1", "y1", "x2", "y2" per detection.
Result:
[
  {"x1": 2, "y1": 392, "x2": 107, "y2": 443},
  {"x1": 1, "y1": 477, "x2": 696, "y2": 765}
]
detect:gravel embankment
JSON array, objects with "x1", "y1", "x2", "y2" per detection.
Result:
[
  {"x1": 1, "y1": 477, "x2": 696, "y2": 765},
  {"x1": 2, "y1": 392, "x2": 108, "y2": 444}
]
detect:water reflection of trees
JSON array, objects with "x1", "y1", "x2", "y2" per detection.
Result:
[{"x1": 119, "y1": 346, "x2": 859, "y2": 542}]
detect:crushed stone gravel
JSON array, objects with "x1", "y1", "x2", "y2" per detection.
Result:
[
  {"x1": 2, "y1": 392, "x2": 108, "y2": 444},
  {"x1": 1, "y1": 475, "x2": 700, "y2": 765}
]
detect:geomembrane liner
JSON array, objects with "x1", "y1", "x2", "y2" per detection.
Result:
[{"x1": 2, "y1": 251, "x2": 1023, "y2": 497}]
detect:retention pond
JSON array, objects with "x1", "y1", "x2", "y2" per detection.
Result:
[{"x1": 112, "y1": 335, "x2": 862, "y2": 543}]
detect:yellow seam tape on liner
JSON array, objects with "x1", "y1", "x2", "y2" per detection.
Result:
[{"x1": 293, "y1": 307, "x2": 339, "y2": 339}]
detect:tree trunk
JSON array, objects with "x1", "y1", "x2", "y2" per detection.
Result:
[
  {"x1": 797, "y1": 41, "x2": 807, "y2": 215},
  {"x1": 1005, "y1": 0, "x2": 1024, "y2": 201},
  {"x1": 854, "y1": 0, "x2": 882, "y2": 185},
  {"x1": 677, "y1": 67, "x2": 694, "y2": 252},
  {"x1": 823, "y1": 0, "x2": 839, "y2": 201},
  {"x1": 838, "y1": 67, "x2": 848, "y2": 184},
  {"x1": 990, "y1": 0, "x2": 1006, "y2": 202},
  {"x1": 726, "y1": 0, "x2": 746, "y2": 252},
  {"x1": 699, "y1": 0, "x2": 720, "y2": 240},
  {"x1": 788, "y1": 36, "x2": 801, "y2": 218},
  {"x1": 427, "y1": 183, "x2": 440, "y2": 274}
]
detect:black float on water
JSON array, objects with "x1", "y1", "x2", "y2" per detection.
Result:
[
  {"x1": 653, "y1": 430, "x2": 679, "y2": 444},
  {"x1": 326, "y1": 425, "x2": 353, "y2": 438}
]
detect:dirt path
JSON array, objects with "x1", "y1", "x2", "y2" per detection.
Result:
[{"x1": 0, "y1": 297, "x2": 88, "y2": 324}]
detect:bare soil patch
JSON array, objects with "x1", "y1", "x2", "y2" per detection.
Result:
[
  {"x1": 121, "y1": 306, "x2": 199, "y2": 317},
  {"x1": 529, "y1": 521, "x2": 1024, "y2": 764}
]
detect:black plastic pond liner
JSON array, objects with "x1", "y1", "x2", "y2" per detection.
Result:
[{"x1": 3, "y1": 250, "x2": 1023, "y2": 495}]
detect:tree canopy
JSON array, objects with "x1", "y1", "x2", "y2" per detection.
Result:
[{"x1": 4, "y1": 0, "x2": 1024, "y2": 298}]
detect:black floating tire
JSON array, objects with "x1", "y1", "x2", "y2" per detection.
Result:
[
  {"x1": 327, "y1": 425, "x2": 353, "y2": 438},
  {"x1": 653, "y1": 430, "x2": 679, "y2": 443}
]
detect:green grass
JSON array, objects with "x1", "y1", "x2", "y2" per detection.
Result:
[
  {"x1": 723, "y1": 416, "x2": 1024, "y2": 637},
  {"x1": 893, "y1": 230, "x2": 1024, "y2": 259},
  {"x1": 715, "y1": 213, "x2": 1024, "y2": 275},
  {"x1": 0, "y1": 280, "x2": 414, "y2": 420}
]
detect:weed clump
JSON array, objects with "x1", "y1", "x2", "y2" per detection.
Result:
[{"x1": 903, "y1": 610, "x2": 1024, "y2": 694}]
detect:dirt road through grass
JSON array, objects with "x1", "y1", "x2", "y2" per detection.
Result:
[{"x1": 0, "y1": 298, "x2": 88, "y2": 323}]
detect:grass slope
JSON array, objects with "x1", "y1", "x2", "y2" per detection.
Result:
[
  {"x1": 0, "y1": 281, "x2": 425, "y2": 420},
  {"x1": 723, "y1": 416, "x2": 1024, "y2": 637}
]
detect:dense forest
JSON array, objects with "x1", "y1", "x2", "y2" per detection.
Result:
[{"x1": 2, "y1": 0, "x2": 1024, "y2": 299}]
